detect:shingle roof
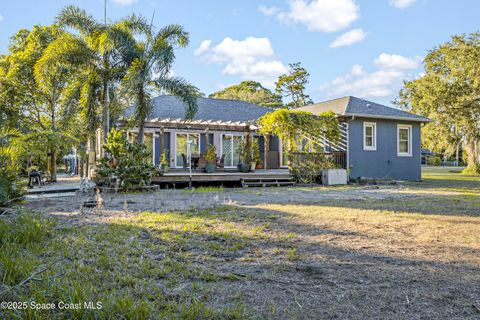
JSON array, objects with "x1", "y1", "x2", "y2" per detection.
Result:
[
  {"x1": 124, "y1": 95, "x2": 272, "y2": 124},
  {"x1": 299, "y1": 96, "x2": 432, "y2": 122}
]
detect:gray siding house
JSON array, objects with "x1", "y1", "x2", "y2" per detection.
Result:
[
  {"x1": 123, "y1": 95, "x2": 430, "y2": 181},
  {"x1": 299, "y1": 96, "x2": 431, "y2": 181},
  {"x1": 123, "y1": 96, "x2": 276, "y2": 169}
]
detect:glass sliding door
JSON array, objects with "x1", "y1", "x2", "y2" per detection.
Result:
[
  {"x1": 175, "y1": 133, "x2": 200, "y2": 168},
  {"x1": 222, "y1": 134, "x2": 243, "y2": 168}
]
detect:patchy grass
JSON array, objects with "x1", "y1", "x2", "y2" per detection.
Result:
[
  {"x1": 182, "y1": 186, "x2": 226, "y2": 193},
  {"x1": 1, "y1": 167, "x2": 480, "y2": 319}
]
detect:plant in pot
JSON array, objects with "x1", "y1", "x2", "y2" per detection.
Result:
[
  {"x1": 239, "y1": 139, "x2": 253, "y2": 173},
  {"x1": 205, "y1": 144, "x2": 217, "y2": 173},
  {"x1": 160, "y1": 150, "x2": 169, "y2": 173},
  {"x1": 252, "y1": 138, "x2": 263, "y2": 170}
]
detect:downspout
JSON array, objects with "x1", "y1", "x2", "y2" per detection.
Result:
[{"x1": 346, "y1": 116, "x2": 354, "y2": 177}]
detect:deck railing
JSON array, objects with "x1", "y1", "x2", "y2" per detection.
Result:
[
  {"x1": 289, "y1": 152, "x2": 347, "y2": 170},
  {"x1": 288, "y1": 151, "x2": 346, "y2": 183}
]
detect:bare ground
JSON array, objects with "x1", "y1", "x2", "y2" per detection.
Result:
[{"x1": 14, "y1": 171, "x2": 480, "y2": 319}]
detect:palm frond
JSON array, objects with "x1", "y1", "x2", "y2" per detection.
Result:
[
  {"x1": 56, "y1": 5, "x2": 100, "y2": 35},
  {"x1": 155, "y1": 24, "x2": 189, "y2": 48},
  {"x1": 115, "y1": 14, "x2": 152, "y2": 37},
  {"x1": 155, "y1": 77, "x2": 199, "y2": 119},
  {"x1": 34, "y1": 33, "x2": 93, "y2": 90}
]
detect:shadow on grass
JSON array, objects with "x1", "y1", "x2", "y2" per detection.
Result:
[{"x1": 3, "y1": 205, "x2": 480, "y2": 319}]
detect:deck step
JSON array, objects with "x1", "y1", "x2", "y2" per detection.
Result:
[{"x1": 241, "y1": 177, "x2": 295, "y2": 188}]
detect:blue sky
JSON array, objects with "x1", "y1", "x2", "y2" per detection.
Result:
[{"x1": 0, "y1": 0, "x2": 479, "y2": 105}]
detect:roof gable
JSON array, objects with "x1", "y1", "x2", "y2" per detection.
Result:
[{"x1": 298, "y1": 96, "x2": 431, "y2": 122}]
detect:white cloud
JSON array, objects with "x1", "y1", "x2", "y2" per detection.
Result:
[
  {"x1": 194, "y1": 40, "x2": 212, "y2": 56},
  {"x1": 330, "y1": 28, "x2": 366, "y2": 48},
  {"x1": 0, "y1": 14, "x2": 4, "y2": 22},
  {"x1": 269, "y1": 0, "x2": 359, "y2": 33},
  {"x1": 320, "y1": 53, "x2": 421, "y2": 98},
  {"x1": 195, "y1": 37, "x2": 287, "y2": 88},
  {"x1": 258, "y1": 5, "x2": 281, "y2": 16},
  {"x1": 389, "y1": 0, "x2": 416, "y2": 9},
  {"x1": 111, "y1": 0, "x2": 138, "y2": 7},
  {"x1": 374, "y1": 53, "x2": 421, "y2": 70}
]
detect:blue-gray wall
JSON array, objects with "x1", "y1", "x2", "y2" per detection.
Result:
[
  {"x1": 347, "y1": 118, "x2": 421, "y2": 181},
  {"x1": 154, "y1": 132, "x2": 171, "y2": 165}
]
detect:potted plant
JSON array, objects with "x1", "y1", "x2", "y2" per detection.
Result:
[
  {"x1": 205, "y1": 144, "x2": 217, "y2": 173},
  {"x1": 160, "y1": 150, "x2": 169, "y2": 173},
  {"x1": 237, "y1": 139, "x2": 251, "y2": 172},
  {"x1": 252, "y1": 138, "x2": 262, "y2": 170}
]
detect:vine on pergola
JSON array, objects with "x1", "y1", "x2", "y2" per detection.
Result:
[{"x1": 257, "y1": 109, "x2": 340, "y2": 153}]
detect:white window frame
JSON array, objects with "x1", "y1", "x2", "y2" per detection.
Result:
[
  {"x1": 397, "y1": 124, "x2": 412, "y2": 157},
  {"x1": 363, "y1": 122, "x2": 377, "y2": 151},
  {"x1": 174, "y1": 132, "x2": 201, "y2": 168},
  {"x1": 220, "y1": 133, "x2": 245, "y2": 168}
]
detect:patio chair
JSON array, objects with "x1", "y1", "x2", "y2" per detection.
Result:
[
  {"x1": 198, "y1": 153, "x2": 207, "y2": 169},
  {"x1": 181, "y1": 154, "x2": 188, "y2": 170},
  {"x1": 216, "y1": 154, "x2": 225, "y2": 168}
]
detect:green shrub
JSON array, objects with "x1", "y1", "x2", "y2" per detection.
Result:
[
  {"x1": 95, "y1": 129, "x2": 161, "y2": 190},
  {"x1": 289, "y1": 152, "x2": 338, "y2": 183},
  {"x1": 205, "y1": 144, "x2": 217, "y2": 164},
  {"x1": 462, "y1": 163, "x2": 480, "y2": 175},
  {"x1": 0, "y1": 128, "x2": 26, "y2": 206},
  {"x1": 427, "y1": 156, "x2": 442, "y2": 166}
]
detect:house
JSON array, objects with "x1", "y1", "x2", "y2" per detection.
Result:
[
  {"x1": 123, "y1": 96, "x2": 277, "y2": 169},
  {"x1": 298, "y1": 96, "x2": 432, "y2": 181},
  {"x1": 123, "y1": 95, "x2": 430, "y2": 181}
]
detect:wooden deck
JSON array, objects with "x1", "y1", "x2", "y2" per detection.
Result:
[{"x1": 152, "y1": 169, "x2": 292, "y2": 183}]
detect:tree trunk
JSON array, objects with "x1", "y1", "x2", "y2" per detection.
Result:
[
  {"x1": 456, "y1": 143, "x2": 460, "y2": 166},
  {"x1": 464, "y1": 139, "x2": 479, "y2": 172},
  {"x1": 50, "y1": 90, "x2": 57, "y2": 182},
  {"x1": 264, "y1": 135, "x2": 269, "y2": 170},
  {"x1": 159, "y1": 127, "x2": 164, "y2": 153},
  {"x1": 102, "y1": 80, "x2": 110, "y2": 156},
  {"x1": 50, "y1": 150, "x2": 57, "y2": 182},
  {"x1": 137, "y1": 121, "x2": 145, "y2": 144}
]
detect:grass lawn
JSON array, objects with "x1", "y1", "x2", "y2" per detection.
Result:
[{"x1": 1, "y1": 167, "x2": 479, "y2": 319}]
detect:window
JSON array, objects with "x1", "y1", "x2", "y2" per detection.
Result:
[
  {"x1": 397, "y1": 125, "x2": 412, "y2": 157},
  {"x1": 222, "y1": 134, "x2": 244, "y2": 168},
  {"x1": 363, "y1": 122, "x2": 376, "y2": 151},
  {"x1": 175, "y1": 133, "x2": 200, "y2": 167}
]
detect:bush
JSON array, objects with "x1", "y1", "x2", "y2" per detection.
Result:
[
  {"x1": 289, "y1": 152, "x2": 337, "y2": 183},
  {"x1": 427, "y1": 156, "x2": 442, "y2": 166},
  {"x1": 95, "y1": 129, "x2": 161, "y2": 190},
  {"x1": 205, "y1": 144, "x2": 217, "y2": 164},
  {"x1": 462, "y1": 163, "x2": 480, "y2": 175},
  {"x1": 0, "y1": 128, "x2": 26, "y2": 206}
]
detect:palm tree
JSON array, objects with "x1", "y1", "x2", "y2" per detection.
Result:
[
  {"x1": 56, "y1": 6, "x2": 150, "y2": 152},
  {"x1": 121, "y1": 24, "x2": 199, "y2": 144}
]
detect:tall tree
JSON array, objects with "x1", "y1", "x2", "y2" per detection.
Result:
[
  {"x1": 275, "y1": 62, "x2": 313, "y2": 109},
  {"x1": 0, "y1": 25, "x2": 80, "y2": 181},
  {"x1": 209, "y1": 81, "x2": 283, "y2": 108},
  {"x1": 121, "y1": 24, "x2": 199, "y2": 143},
  {"x1": 56, "y1": 6, "x2": 148, "y2": 152},
  {"x1": 33, "y1": 31, "x2": 87, "y2": 181},
  {"x1": 397, "y1": 32, "x2": 480, "y2": 174}
]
